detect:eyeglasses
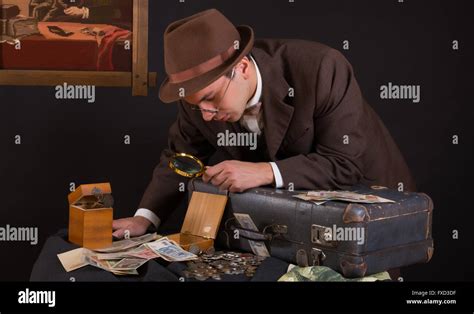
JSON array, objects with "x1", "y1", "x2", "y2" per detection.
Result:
[{"x1": 190, "y1": 68, "x2": 235, "y2": 114}]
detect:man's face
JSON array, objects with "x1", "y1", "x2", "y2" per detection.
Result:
[{"x1": 184, "y1": 62, "x2": 252, "y2": 123}]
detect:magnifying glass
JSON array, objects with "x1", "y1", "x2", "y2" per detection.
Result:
[{"x1": 168, "y1": 153, "x2": 206, "y2": 178}]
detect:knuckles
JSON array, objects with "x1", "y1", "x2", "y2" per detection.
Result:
[{"x1": 208, "y1": 161, "x2": 249, "y2": 193}]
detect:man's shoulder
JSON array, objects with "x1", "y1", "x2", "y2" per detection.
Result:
[
  {"x1": 252, "y1": 38, "x2": 353, "y2": 86},
  {"x1": 254, "y1": 38, "x2": 334, "y2": 60}
]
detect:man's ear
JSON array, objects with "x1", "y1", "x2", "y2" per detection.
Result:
[{"x1": 237, "y1": 56, "x2": 252, "y2": 80}]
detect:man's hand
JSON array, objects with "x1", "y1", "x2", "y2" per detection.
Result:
[
  {"x1": 112, "y1": 216, "x2": 151, "y2": 239},
  {"x1": 202, "y1": 161, "x2": 274, "y2": 192},
  {"x1": 64, "y1": 6, "x2": 85, "y2": 17}
]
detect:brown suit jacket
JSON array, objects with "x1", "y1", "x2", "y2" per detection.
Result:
[{"x1": 139, "y1": 39, "x2": 416, "y2": 221}]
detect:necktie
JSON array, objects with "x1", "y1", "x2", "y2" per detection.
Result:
[
  {"x1": 242, "y1": 102, "x2": 262, "y2": 118},
  {"x1": 241, "y1": 102, "x2": 263, "y2": 135}
]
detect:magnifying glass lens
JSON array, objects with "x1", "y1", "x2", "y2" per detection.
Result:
[{"x1": 169, "y1": 153, "x2": 205, "y2": 178}]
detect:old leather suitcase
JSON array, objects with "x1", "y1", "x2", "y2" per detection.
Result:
[{"x1": 188, "y1": 179, "x2": 434, "y2": 278}]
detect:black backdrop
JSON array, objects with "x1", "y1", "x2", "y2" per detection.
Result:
[{"x1": 0, "y1": 0, "x2": 472, "y2": 281}]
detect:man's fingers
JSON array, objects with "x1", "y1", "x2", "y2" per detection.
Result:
[
  {"x1": 203, "y1": 165, "x2": 224, "y2": 183},
  {"x1": 211, "y1": 171, "x2": 228, "y2": 187},
  {"x1": 112, "y1": 228, "x2": 125, "y2": 239},
  {"x1": 202, "y1": 167, "x2": 213, "y2": 182},
  {"x1": 229, "y1": 185, "x2": 243, "y2": 193},
  {"x1": 218, "y1": 177, "x2": 232, "y2": 191},
  {"x1": 112, "y1": 219, "x2": 127, "y2": 230},
  {"x1": 205, "y1": 163, "x2": 225, "y2": 176}
]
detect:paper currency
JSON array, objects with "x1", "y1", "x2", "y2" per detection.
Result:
[
  {"x1": 104, "y1": 259, "x2": 139, "y2": 275},
  {"x1": 58, "y1": 233, "x2": 162, "y2": 276},
  {"x1": 58, "y1": 234, "x2": 197, "y2": 276},
  {"x1": 57, "y1": 248, "x2": 91, "y2": 272},
  {"x1": 234, "y1": 213, "x2": 270, "y2": 257},
  {"x1": 95, "y1": 244, "x2": 160, "y2": 261},
  {"x1": 294, "y1": 190, "x2": 395, "y2": 205},
  {"x1": 84, "y1": 254, "x2": 143, "y2": 276},
  {"x1": 93, "y1": 233, "x2": 161, "y2": 253},
  {"x1": 111, "y1": 258, "x2": 148, "y2": 271},
  {"x1": 126, "y1": 244, "x2": 162, "y2": 260},
  {"x1": 146, "y1": 238, "x2": 198, "y2": 262}
]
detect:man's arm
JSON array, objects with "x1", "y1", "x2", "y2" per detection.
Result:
[
  {"x1": 113, "y1": 101, "x2": 215, "y2": 237},
  {"x1": 201, "y1": 49, "x2": 366, "y2": 193},
  {"x1": 275, "y1": 49, "x2": 367, "y2": 190}
]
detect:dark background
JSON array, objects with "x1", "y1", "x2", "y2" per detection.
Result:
[{"x1": 0, "y1": 0, "x2": 472, "y2": 281}]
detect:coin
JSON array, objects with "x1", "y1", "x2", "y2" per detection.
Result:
[{"x1": 183, "y1": 251, "x2": 266, "y2": 281}]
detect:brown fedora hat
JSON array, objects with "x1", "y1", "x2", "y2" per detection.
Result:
[{"x1": 159, "y1": 9, "x2": 254, "y2": 103}]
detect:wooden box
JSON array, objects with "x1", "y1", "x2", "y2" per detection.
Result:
[
  {"x1": 168, "y1": 191, "x2": 228, "y2": 252},
  {"x1": 68, "y1": 183, "x2": 113, "y2": 249}
]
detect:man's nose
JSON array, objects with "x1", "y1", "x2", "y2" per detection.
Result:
[
  {"x1": 202, "y1": 111, "x2": 215, "y2": 121},
  {"x1": 199, "y1": 103, "x2": 217, "y2": 121}
]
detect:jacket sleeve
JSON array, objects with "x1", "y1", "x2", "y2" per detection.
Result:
[
  {"x1": 138, "y1": 101, "x2": 215, "y2": 221},
  {"x1": 275, "y1": 49, "x2": 368, "y2": 190}
]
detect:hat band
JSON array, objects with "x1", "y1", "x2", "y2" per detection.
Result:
[{"x1": 168, "y1": 45, "x2": 237, "y2": 84}]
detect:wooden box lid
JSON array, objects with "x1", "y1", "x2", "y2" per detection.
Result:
[
  {"x1": 181, "y1": 192, "x2": 228, "y2": 240},
  {"x1": 68, "y1": 183, "x2": 112, "y2": 206}
]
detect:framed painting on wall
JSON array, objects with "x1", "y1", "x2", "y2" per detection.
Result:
[{"x1": 0, "y1": 0, "x2": 154, "y2": 96}]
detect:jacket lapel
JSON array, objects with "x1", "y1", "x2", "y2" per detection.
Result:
[{"x1": 252, "y1": 48, "x2": 294, "y2": 160}]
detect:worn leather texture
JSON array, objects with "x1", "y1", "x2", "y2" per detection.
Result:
[{"x1": 189, "y1": 179, "x2": 434, "y2": 278}]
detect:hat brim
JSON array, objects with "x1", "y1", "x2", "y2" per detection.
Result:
[{"x1": 159, "y1": 25, "x2": 254, "y2": 104}]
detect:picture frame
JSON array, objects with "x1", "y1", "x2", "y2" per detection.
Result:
[{"x1": 0, "y1": 0, "x2": 155, "y2": 96}]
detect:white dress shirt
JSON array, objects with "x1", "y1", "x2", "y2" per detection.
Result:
[{"x1": 240, "y1": 56, "x2": 284, "y2": 189}]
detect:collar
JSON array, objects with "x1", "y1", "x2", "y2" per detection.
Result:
[{"x1": 245, "y1": 55, "x2": 263, "y2": 108}]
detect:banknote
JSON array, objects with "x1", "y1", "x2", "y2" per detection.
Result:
[
  {"x1": 94, "y1": 233, "x2": 161, "y2": 253},
  {"x1": 84, "y1": 254, "x2": 146, "y2": 275},
  {"x1": 234, "y1": 213, "x2": 270, "y2": 257},
  {"x1": 126, "y1": 244, "x2": 162, "y2": 260},
  {"x1": 57, "y1": 248, "x2": 91, "y2": 272},
  {"x1": 95, "y1": 244, "x2": 160, "y2": 261},
  {"x1": 278, "y1": 265, "x2": 391, "y2": 282},
  {"x1": 111, "y1": 258, "x2": 148, "y2": 270},
  {"x1": 110, "y1": 269, "x2": 139, "y2": 276},
  {"x1": 58, "y1": 233, "x2": 161, "y2": 275},
  {"x1": 294, "y1": 190, "x2": 394, "y2": 205},
  {"x1": 146, "y1": 238, "x2": 197, "y2": 262},
  {"x1": 104, "y1": 260, "x2": 139, "y2": 276}
]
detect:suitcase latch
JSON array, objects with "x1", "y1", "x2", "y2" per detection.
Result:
[
  {"x1": 264, "y1": 225, "x2": 304, "y2": 245},
  {"x1": 311, "y1": 248, "x2": 326, "y2": 266},
  {"x1": 270, "y1": 224, "x2": 288, "y2": 235},
  {"x1": 311, "y1": 224, "x2": 337, "y2": 247},
  {"x1": 263, "y1": 224, "x2": 288, "y2": 237}
]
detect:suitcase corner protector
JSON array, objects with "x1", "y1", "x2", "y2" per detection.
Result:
[{"x1": 343, "y1": 203, "x2": 370, "y2": 224}]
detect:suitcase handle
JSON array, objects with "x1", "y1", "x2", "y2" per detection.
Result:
[
  {"x1": 224, "y1": 217, "x2": 304, "y2": 245},
  {"x1": 224, "y1": 217, "x2": 269, "y2": 241},
  {"x1": 226, "y1": 225, "x2": 270, "y2": 241}
]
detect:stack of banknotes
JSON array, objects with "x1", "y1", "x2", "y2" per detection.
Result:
[{"x1": 58, "y1": 233, "x2": 197, "y2": 275}]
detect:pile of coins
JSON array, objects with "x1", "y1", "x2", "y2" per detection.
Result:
[{"x1": 182, "y1": 251, "x2": 266, "y2": 281}]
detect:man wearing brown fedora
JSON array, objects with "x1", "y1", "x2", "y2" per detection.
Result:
[{"x1": 113, "y1": 9, "x2": 415, "y2": 241}]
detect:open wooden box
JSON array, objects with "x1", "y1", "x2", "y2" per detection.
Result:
[
  {"x1": 168, "y1": 191, "x2": 228, "y2": 252},
  {"x1": 68, "y1": 183, "x2": 113, "y2": 249}
]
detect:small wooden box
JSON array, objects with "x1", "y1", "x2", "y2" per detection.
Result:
[
  {"x1": 168, "y1": 191, "x2": 228, "y2": 252},
  {"x1": 68, "y1": 183, "x2": 113, "y2": 249}
]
